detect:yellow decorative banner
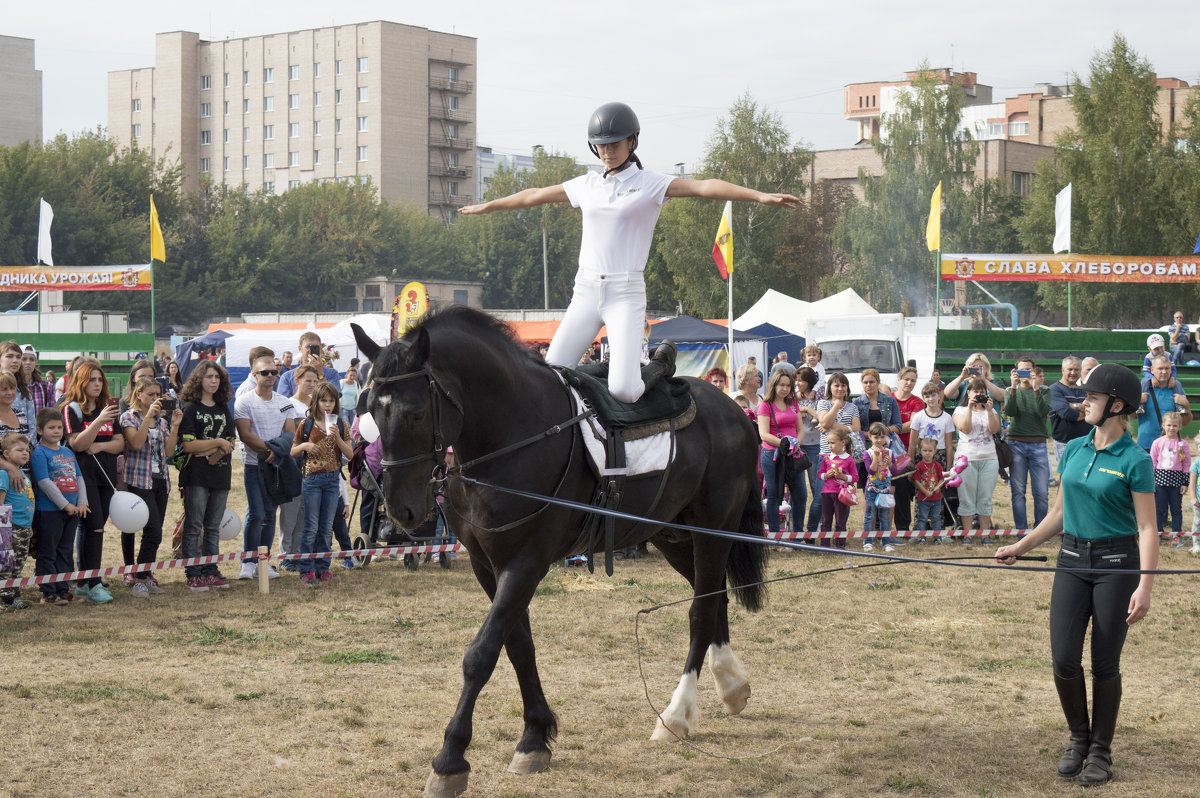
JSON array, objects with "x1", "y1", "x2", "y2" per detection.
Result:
[
  {"x1": 0, "y1": 264, "x2": 152, "y2": 291},
  {"x1": 941, "y1": 254, "x2": 1200, "y2": 283},
  {"x1": 390, "y1": 281, "x2": 429, "y2": 341}
]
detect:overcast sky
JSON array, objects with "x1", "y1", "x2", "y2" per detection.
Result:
[{"x1": 8, "y1": 1, "x2": 1200, "y2": 171}]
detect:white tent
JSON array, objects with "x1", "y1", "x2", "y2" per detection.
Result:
[
  {"x1": 221, "y1": 313, "x2": 390, "y2": 375},
  {"x1": 734, "y1": 288, "x2": 878, "y2": 337}
]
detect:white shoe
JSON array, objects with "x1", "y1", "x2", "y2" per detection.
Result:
[
  {"x1": 862, "y1": 542, "x2": 874, "y2": 552},
  {"x1": 238, "y1": 563, "x2": 257, "y2": 580},
  {"x1": 130, "y1": 581, "x2": 150, "y2": 598},
  {"x1": 1192, "y1": 544, "x2": 1200, "y2": 555},
  {"x1": 883, "y1": 543, "x2": 896, "y2": 553},
  {"x1": 267, "y1": 566, "x2": 280, "y2": 579}
]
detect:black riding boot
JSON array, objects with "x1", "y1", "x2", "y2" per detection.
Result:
[
  {"x1": 1079, "y1": 675, "x2": 1121, "y2": 786},
  {"x1": 1053, "y1": 673, "x2": 1090, "y2": 777},
  {"x1": 639, "y1": 341, "x2": 677, "y2": 393}
]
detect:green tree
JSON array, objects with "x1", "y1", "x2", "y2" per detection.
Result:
[
  {"x1": 775, "y1": 180, "x2": 857, "y2": 302},
  {"x1": 834, "y1": 65, "x2": 979, "y2": 314},
  {"x1": 648, "y1": 93, "x2": 811, "y2": 316},
  {"x1": 452, "y1": 149, "x2": 584, "y2": 308},
  {"x1": 1016, "y1": 35, "x2": 1187, "y2": 325}
]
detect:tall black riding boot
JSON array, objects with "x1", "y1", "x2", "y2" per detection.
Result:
[
  {"x1": 1053, "y1": 673, "x2": 1090, "y2": 777},
  {"x1": 1079, "y1": 675, "x2": 1121, "y2": 786},
  {"x1": 639, "y1": 340, "x2": 677, "y2": 393}
]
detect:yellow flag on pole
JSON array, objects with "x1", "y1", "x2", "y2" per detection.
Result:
[
  {"x1": 150, "y1": 195, "x2": 165, "y2": 263},
  {"x1": 711, "y1": 201, "x2": 733, "y2": 279},
  {"x1": 925, "y1": 181, "x2": 942, "y2": 252}
]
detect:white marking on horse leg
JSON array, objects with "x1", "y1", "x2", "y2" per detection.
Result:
[
  {"x1": 708, "y1": 643, "x2": 751, "y2": 715},
  {"x1": 650, "y1": 671, "x2": 700, "y2": 742}
]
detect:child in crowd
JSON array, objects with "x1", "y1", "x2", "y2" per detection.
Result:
[
  {"x1": 818, "y1": 425, "x2": 858, "y2": 550},
  {"x1": 913, "y1": 436, "x2": 946, "y2": 543},
  {"x1": 0, "y1": 433, "x2": 35, "y2": 610},
  {"x1": 31, "y1": 408, "x2": 86, "y2": 604},
  {"x1": 862, "y1": 422, "x2": 896, "y2": 552},
  {"x1": 907, "y1": 382, "x2": 957, "y2": 533},
  {"x1": 1151, "y1": 411, "x2": 1190, "y2": 542},
  {"x1": 291, "y1": 382, "x2": 353, "y2": 586},
  {"x1": 120, "y1": 377, "x2": 182, "y2": 598},
  {"x1": 801, "y1": 345, "x2": 826, "y2": 398},
  {"x1": 1188, "y1": 431, "x2": 1200, "y2": 554}
]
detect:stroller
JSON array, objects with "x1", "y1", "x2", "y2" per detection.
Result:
[{"x1": 352, "y1": 464, "x2": 453, "y2": 570}]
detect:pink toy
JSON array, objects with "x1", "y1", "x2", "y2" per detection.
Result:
[{"x1": 945, "y1": 454, "x2": 969, "y2": 488}]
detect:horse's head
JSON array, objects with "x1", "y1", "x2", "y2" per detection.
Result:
[{"x1": 352, "y1": 322, "x2": 463, "y2": 531}]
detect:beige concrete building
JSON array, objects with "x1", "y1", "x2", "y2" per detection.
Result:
[
  {"x1": 108, "y1": 22, "x2": 476, "y2": 222},
  {"x1": 340, "y1": 276, "x2": 483, "y2": 313},
  {"x1": 0, "y1": 35, "x2": 43, "y2": 147}
]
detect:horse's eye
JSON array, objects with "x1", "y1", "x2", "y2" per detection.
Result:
[{"x1": 411, "y1": 409, "x2": 426, "y2": 422}]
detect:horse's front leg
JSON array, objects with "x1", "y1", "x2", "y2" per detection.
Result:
[
  {"x1": 503, "y1": 610, "x2": 558, "y2": 775},
  {"x1": 425, "y1": 565, "x2": 545, "y2": 798}
]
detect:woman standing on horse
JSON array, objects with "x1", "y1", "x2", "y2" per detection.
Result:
[
  {"x1": 996, "y1": 364, "x2": 1157, "y2": 786},
  {"x1": 459, "y1": 102, "x2": 800, "y2": 403}
]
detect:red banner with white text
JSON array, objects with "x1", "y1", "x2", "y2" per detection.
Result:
[
  {"x1": 940, "y1": 253, "x2": 1200, "y2": 283},
  {"x1": 0, "y1": 264, "x2": 152, "y2": 291}
]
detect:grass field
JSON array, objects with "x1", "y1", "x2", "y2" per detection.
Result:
[{"x1": 1, "y1": 462, "x2": 1199, "y2": 797}]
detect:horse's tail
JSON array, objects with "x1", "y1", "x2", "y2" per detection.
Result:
[{"x1": 726, "y1": 480, "x2": 767, "y2": 612}]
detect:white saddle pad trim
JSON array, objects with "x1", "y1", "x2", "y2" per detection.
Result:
[{"x1": 566, "y1": 382, "x2": 675, "y2": 477}]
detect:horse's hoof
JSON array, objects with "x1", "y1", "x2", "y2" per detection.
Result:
[
  {"x1": 507, "y1": 749, "x2": 551, "y2": 774},
  {"x1": 722, "y1": 680, "x2": 751, "y2": 715},
  {"x1": 424, "y1": 769, "x2": 469, "y2": 798},
  {"x1": 650, "y1": 717, "x2": 689, "y2": 742}
]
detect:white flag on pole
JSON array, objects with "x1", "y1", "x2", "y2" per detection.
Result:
[
  {"x1": 1052, "y1": 183, "x2": 1071, "y2": 254},
  {"x1": 37, "y1": 198, "x2": 54, "y2": 266}
]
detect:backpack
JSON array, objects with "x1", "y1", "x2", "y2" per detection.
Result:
[{"x1": 347, "y1": 436, "x2": 370, "y2": 489}]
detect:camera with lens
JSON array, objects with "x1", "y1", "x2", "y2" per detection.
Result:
[{"x1": 972, "y1": 393, "x2": 988, "y2": 405}]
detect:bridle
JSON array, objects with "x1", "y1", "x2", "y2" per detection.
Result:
[{"x1": 373, "y1": 363, "x2": 463, "y2": 484}]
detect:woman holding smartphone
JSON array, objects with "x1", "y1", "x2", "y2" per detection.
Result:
[
  {"x1": 61, "y1": 358, "x2": 124, "y2": 603},
  {"x1": 943, "y1": 352, "x2": 1005, "y2": 405}
]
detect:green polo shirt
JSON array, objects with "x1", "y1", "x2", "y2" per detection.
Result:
[{"x1": 1058, "y1": 428, "x2": 1153, "y2": 540}]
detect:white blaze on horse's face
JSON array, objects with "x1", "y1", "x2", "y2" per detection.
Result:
[{"x1": 376, "y1": 394, "x2": 392, "y2": 407}]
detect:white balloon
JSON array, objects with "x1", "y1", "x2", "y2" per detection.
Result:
[
  {"x1": 358, "y1": 412, "x2": 380, "y2": 443},
  {"x1": 109, "y1": 491, "x2": 149, "y2": 533},
  {"x1": 219, "y1": 508, "x2": 242, "y2": 541}
]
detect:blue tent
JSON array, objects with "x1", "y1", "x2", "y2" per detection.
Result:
[
  {"x1": 602, "y1": 316, "x2": 763, "y2": 379},
  {"x1": 743, "y1": 322, "x2": 805, "y2": 366},
  {"x1": 175, "y1": 330, "x2": 234, "y2": 380}
]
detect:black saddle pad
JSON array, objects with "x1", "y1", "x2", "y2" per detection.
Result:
[{"x1": 561, "y1": 368, "x2": 692, "y2": 430}]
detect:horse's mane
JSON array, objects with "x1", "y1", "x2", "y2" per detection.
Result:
[{"x1": 384, "y1": 305, "x2": 545, "y2": 375}]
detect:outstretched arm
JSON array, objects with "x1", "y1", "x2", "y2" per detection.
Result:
[
  {"x1": 665, "y1": 178, "x2": 800, "y2": 207},
  {"x1": 458, "y1": 184, "x2": 570, "y2": 215}
]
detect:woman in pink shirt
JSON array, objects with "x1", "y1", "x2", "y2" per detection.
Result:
[{"x1": 758, "y1": 370, "x2": 805, "y2": 538}]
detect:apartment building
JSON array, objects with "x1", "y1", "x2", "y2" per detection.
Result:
[
  {"x1": 108, "y1": 22, "x2": 476, "y2": 222},
  {"x1": 0, "y1": 35, "x2": 43, "y2": 147}
]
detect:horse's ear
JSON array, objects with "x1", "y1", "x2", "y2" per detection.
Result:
[
  {"x1": 409, "y1": 327, "x2": 431, "y2": 367},
  {"x1": 351, "y1": 323, "x2": 382, "y2": 361}
]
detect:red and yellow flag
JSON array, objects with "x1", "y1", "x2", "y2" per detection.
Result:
[{"x1": 711, "y1": 201, "x2": 733, "y2": 280}]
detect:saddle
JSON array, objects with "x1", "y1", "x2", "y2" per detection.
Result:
[{"x1": 555, "y1": 342, "x2": 695, "y2": 577}]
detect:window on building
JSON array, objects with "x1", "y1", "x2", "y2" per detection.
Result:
[
  {"x1": 264, "y1": 96, "x2": 275, "y2": 112},
  {"x1": 132, "y1": 123, "x2": 142, "y2": 138},
  {"x1": 132, "y1": 99, "x2": 141, "y2": 112},
  {"x1": 200, "y1": 130, "x2": 211, "y2": 145},
  {"x1": 1011, "y1": 171, "x2": 1033, "y2": 195},
  {"x1": 243, "y1": 98, "x2": 250, "y2": 113},
  {"x1": 264, "y1": 181, "x2": 275, "y2": 193},
  {"x1": 313, "y1": 120, "x2": 322, "y2": 136},
  {"x1": 357, "y1": 116, "x2": 368, "y2": 132},
  {"x1": 224, "y1": 72, "x2": 230, "y2": 88},
  {"x1": 453, "y1": 289, "x2": 468, "y2": 305},
  {"x1": 288, "y1": 151, "x2": 300, "y2": 167},
  {"x1": 335, "y1": 118, "x2": 343, "y2": 134},
  {"x1": 357, "y1": 57, "x2": 368, "y2": 73},
  {"x1": 243, "y1": 70, "x2": 250, "y2": 86},
  {"x1": 363, "y1": 299, "x2": 383, "y2": 312},
  {"x1": 448, "y1": 181, "x2": 458, "y2": 196},
  {"x1": 313, "y1": 91, "x2": 321, "y2": 107},
  {"x1": 200, "y1": 102, "x2": 211, "y2": 118},
  {"x1": 264, "y1": 67, "x2": 275, "y2": 83},
  {"x1": 448, "y1": 95, "x2": 458, "y2": 111},
  {"x1": 313, "y1": 149, "x2": 321, "y2": 165},
  {"x1": 987, "y1": 122, "x2": 1006, "y2": 139},
  {"x1": 201, "y1": 74, "x2": 211, "y2": 90},
  {"x1": 448, "y1": 152, "x2": 459, "y2": 167},
  {"x1": 289, "y1": 65, "x2": 299, "y2": 81},
  {"x1": 448, "y1": 67, "x2": 459, "y2": 83},
  {"x1": 335, "y1": 147, "x2": 343, "y2": 163},
  {"x1": 364, "y1": 284, "x2": 381, "y2": 298},
  {"x1": 447, "y1": 124, "x2": 458, "y2": 140},
  {"x1": 200, "y1": 157, "x2": 211, "y2": 173},
  {"x1": 243, "y1": 155, "x2": 250, "y2": 170},
  {"x1": 264, "y1": 153, "x2": 275, "y2": 168},
  {"x1": 289, "y1": 122, "x2": 300, "y2": 138},
  {"x1": 357, "y1": 145, "x2": 368, "y2": 162},
  {"x1": 357, "y1": 86, "x2": 369, "y2": 103},
  {"x1": 223, "y1": 156, "x2": 230, "y2": 171},
  {"x1": 223, "y1": 100, "x2": 230, "y2": 115},
  {"x1": 264, "y1": 124, "x2": 275, "y2": 140},
  {"x1": 223, "y1": 128, "x2": 230, "y2": 143},
  {"x1": 288, "y1": 179, "x2": 300, "y2": 189},
  {"x1": 335, "y1": 89, "x2": 343, "y2": 105},
  {"x1": 313, "y1": 62, "x2": 321, "y2": 78},
  {"x1": 289, "y1": 93, "x2": 300, "y2": 110},
  {"x1": 335, "y1": 59, "x2": 343, "y2": 75},
  {"x1": 243, "y1": 127, "x2": 250, "y2": 142},
  {"x1": 1009, "y1": 121, "x2": 1030, "y2": 137}
]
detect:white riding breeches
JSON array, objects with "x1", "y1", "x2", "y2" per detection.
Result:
[{"x1": 545, "y1": 271, "x2": 647, "y2": 403}]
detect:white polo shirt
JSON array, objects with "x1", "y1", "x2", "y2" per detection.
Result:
[{"x1": 562, "y1": 166, "x2": 675, "y2": 277}]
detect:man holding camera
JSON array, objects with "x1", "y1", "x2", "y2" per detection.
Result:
[
  {"x1": 1003, "y1": 357, "x2": 1051, "y2": 530},
  {"x1": 277, "y1": 332, "x2": 341, "y2": 398}
]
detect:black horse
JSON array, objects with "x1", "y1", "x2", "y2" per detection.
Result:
[{"x1": 352, "y1": 307, "x2": 767, "y2": 798}]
